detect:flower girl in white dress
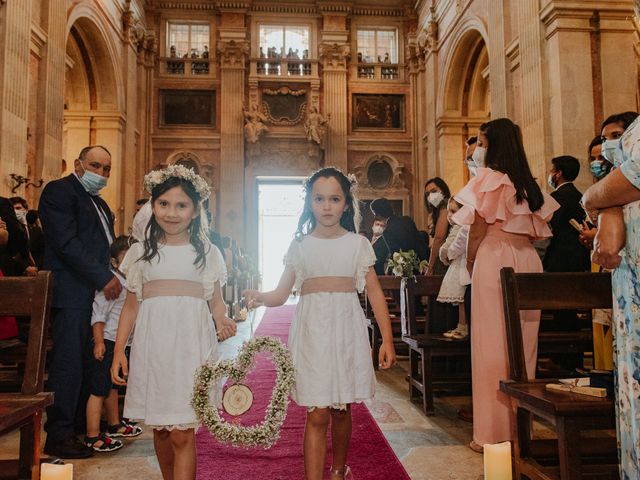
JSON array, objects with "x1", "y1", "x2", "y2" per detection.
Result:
[
  {"x1": 244, "y1": 167, "x2": 397, "y2": 480},
  {"x1": 111, "y1": 165, "x2": 237, "y2": 480}
]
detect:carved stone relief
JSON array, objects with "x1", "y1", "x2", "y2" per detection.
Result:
[{"x1": 353, "y1": 154, "x2": 406, "y2": 191}]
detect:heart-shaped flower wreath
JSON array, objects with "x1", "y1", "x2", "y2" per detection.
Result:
[{"x1": 192, "y1": 336, "x2": 295, "y2": 448}]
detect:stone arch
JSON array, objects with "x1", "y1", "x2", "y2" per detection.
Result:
[
  {"x1": 440, "y1": 24, "x2": 490, "y2": 118},
  {"x1": 436, "y1": 20, "x2": 491, "y2": 192},
  {"x1": 63, "y1": 4, "x2": 127, "y2": 218},
  {"x1": 65, "y1": 5, "x2": 124, "y2": 112}
]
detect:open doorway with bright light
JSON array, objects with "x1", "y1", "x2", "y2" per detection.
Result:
[{"x1": 257, "y1": 178, "x2": 305, "y2": 291}]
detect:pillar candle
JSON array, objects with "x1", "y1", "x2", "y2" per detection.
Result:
[
  {"x1": 41, "y1": 463, "x2": 73, "y2": 480},
  {"x1": 484, "y1": 441, "x2": 512, "y2": 480}
]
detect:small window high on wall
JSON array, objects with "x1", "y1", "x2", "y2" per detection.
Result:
[
  {"x1": 259, "y1": 25, "x2": 310, "y2": 59},
  {"x1": 356, "y1": 28, "x2": 397, "y2": 64},
  {"x1": 167, "y1": 22, "x2": 210, "y2": 58}
]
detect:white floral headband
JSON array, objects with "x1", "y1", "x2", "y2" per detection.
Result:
[
  {"x1": 303, "y1": 169, "x2": 358, "y2": 195},
  {"x1": 143, "y1": 164, "x2": 211, "y2": 200}
]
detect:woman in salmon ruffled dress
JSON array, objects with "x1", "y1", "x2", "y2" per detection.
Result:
[{"x1": 452, "y1": 118, "x2": 560, "y2": 452}]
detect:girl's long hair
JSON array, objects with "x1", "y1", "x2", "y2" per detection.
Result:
[
  {"x1": 295, "y1": 167, "x2": 361, "y2": 240},
  {"x1": 141, "y1": 176, "x2": 207, "y2": 268},
  {"x1": 480, "y1": 118, "x2": 544, "y2": 212},
  {"x1": 424, "y1": 177, "x2": 451, "y2": 236}
]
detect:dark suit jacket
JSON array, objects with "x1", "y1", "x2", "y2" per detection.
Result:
[
  {"x1": 373, "y1": 214, "x2": 423, "y2": 275},
  {"x1": 39, "y1": 174, "x2": 115, "y2": 309},
  {"x1": 0, "y1": 197, "x2": 30, "y2": 275},
  {"x1": 543, "y1": 182, "x2": 591, "y2": 273}
]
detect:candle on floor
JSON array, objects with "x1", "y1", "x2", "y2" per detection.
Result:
[
  {"x1": 484, "y1": 441, "x2": 512, "y2": 480},
  {"x1": 41, "y1": 463, "x2": 73, "y2": 480}
]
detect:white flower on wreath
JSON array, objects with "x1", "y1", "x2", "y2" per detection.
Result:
[{"x1": 144, "y1": 164, "x2": 211, "y2": 200}]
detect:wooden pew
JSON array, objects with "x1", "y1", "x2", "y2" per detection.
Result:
[
  {"x1": 401, "y1": 275, "x2": 470, "y2": 416},
  {"x1": 0, "y1": 272, "x2": 54, "y2": 480},
  {"x1": 364, "y1": 275, "x2": 402, "y2": 370},
  {"x1": 499, "y1": 268, "x2": 617, "y2": 480}
]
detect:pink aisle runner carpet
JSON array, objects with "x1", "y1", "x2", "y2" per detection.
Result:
[{"x1": 196, "y1": 304, "x2": 410, "y2": 480}]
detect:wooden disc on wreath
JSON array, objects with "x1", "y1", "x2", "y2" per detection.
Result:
[{"x1": 222, "y1": 384, "x2": 254, "y2": 416}]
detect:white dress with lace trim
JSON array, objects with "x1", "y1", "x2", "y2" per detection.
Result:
[
  {"x1": 284, "y1": 233, "x2": 377, "y2": 408},
  {"x1": 119, "y1": 241, "x2": 226, "y2": 429}
]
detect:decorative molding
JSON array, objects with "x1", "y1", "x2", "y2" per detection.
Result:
[
  {"x1": 352, "y1": 7, "x2": 404, "y2": 17},
  {"x1": 505, "y1": 37, "x2": 520, "y2": 72},
  {"x1": 30, "y1": 23, "x2": 48, "y2": 58},
  {"x1": 251, "y1": 4, "x2": 318, "y2": 14},
  {"x1": 353, "y1": 153, "x2": 405, "y2": 190},
  {"x1": 158, "y1": 2, "x2": 217, "y2": 10},
  {"x1": 319, "y1": 42, "x2": 350, "y2": 69},
  {"x1": 262, "y1": 87, "x2": 308, "y2": 126},
  {"x1": 217, "y1": 39, "x2": 249, "y2": 68}
]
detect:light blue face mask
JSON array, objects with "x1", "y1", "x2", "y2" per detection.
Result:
[
  {"x1": 79, "y1": 162, "x2": 108, "y2": 195},
  {"x1": 590, "y1": 160, "x2": 608, "y2": 180},
  {"x1": 601, "y1": 138, "x2": 624, "y2": 167}
]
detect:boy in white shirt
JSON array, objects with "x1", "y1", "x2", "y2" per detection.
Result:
[{"x1": 85, "y1": 236, "x2": 142, "y2": 452}]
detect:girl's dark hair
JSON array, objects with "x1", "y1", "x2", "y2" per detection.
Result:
[
  {"x1": 295, "y1": 167, "x2": 360, "y2": 240},
  {"x1": 588, "y1": 135, "x2": 604, "y2": 155},
  {"x1": 424, "y1": 177, "x2": 451, "y2": 233},
  {"x1": 111, "y1": 235, "x2": 136, "y2": 259},
  {"x1": 600, "y1": 111, "x2": 639, "y2": 133},
  {"x1": 480, "y1": 118, "x2": 544, "y2": 212},
  {"x1": 141, "y1": 176, "x2": 207, "y2": 268}
]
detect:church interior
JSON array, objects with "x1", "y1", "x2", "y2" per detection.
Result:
[{"x1": 0, "y1": 0, "x2": 639, "y2": 479}]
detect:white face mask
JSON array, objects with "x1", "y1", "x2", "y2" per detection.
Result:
[
  {"x1": 372, "y1": 225, "x2": 384, "y2": 235},
  {"x1": 601, "y1": 139, "x2": 624, "y2": 167},
  {"x1": 472, "y1": 146, "x2": 487, "y2": 168},
  {"x1": 428, "y1": 191, "x2": 445, "y2": 208},
  {"x1": 14, "y1": 209, "x2": 27, "y2": 223}
]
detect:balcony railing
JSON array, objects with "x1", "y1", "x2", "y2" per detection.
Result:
[
  {"x1": 160, "y1": 57, "x2": 215, "y2": 77},
  {"x1": 355, "y1": 62, "x2": 401, "y2": 80},
  {"x1": 250, "y1": 58, "x2": 318, "y2": 78}
]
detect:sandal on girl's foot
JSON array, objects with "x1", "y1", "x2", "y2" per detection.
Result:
[
  {"x1": 442, "y1": 328, "x2": 458, "y2": 338},
  {"x1": 85, "y1": 434, "x2": 123, "y2": 452},
  {"x1": 330, "y1": 465, "x2": 353, "y2": 479},
  {"x1": 106, "y1": 420, "x2": 143, "y2": 438},
  {"x1": 469, "y1": 440, "x2": 484, "y2": 453},
  {"x1": 451, "y1": 326, "x2": 469, "y2": 339}
]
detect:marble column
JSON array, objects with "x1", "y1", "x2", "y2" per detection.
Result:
[
  {"x1": 516, "y1": 0, "x2": 548, "y2": 184},
  {"x1": 541, "y1": 5, "x2": 597, "y2": 192},
  {"x1": 319, "y1": 18, "x2": 350, "y2": 171},
  {"x1": 487, "y1": 0, "x2": 508, "y2": 118},
  {"x1": 37, "y1": 0, "x2": 66, "y2": 185},
  {"x1": 0, "y1": 0, "x2": 32, "y2": 196},
  {"x1": 218, "y1": 37, "x2": 249, "y2": 243},
  {"x1": 407, "y1": 38, "x2": 427, "y2": 222}
]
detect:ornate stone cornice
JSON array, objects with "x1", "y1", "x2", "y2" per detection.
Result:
[
  {"x1": 352, "y1": 6, "x2": 405, "y2": 17},
  {"x1": 251, "y1": 4, "x2": 318, "y2": 15},
  {"x1": 217, "y1": 39, "x2": 249, "y2": 68},
  {"x1": 405, "y1": 41, "x2": 426, "y2": 75},
  {"x1": 158, "y1": 1, "x2": 217, "y2": 10},
  {"x1": 319, "y1": 42, "x2": 350, "y2": 69}
]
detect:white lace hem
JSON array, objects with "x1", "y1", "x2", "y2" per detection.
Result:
[
  {"x1": 307, "y1": 403, "x2": 348, "y2": 412},
  {"x1": 147, "y1": 422, "x2": 200, "y2": 431}
]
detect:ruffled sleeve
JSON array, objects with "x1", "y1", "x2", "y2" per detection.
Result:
[
  {"x1": 283, "y1": 239, "x2": 303, "y2": 293},
  {"x1": 356, "y1": 236, "x2": 377, "y2": 293},
  {"x1": 452, "y1": 167, "x2": 559, "y2": 239},
  {"x1": 119, "y1": 242, "x2": 144, "y2": 301},
  {"x1": 203, "y1": 243, "x2": 227, "y2": 301}
]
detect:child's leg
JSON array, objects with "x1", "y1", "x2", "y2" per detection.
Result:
[
  {"x1": 304, "y1": 408, "x2": 331, "y2": 480},
  {"x1": 154, "y1": 429, "x2": 175, "y2": 480},
  {"x1": 169, "y1": 428, "x2": 196, "y2": 480},
  {"x1": 330, "y1": 406, "x2": 352, "y2": 477},
  {"x1": 86, "y1": 394, "x2": 104, "y2": 438},
  {"x1": 104, "y1": 388, "x2": 120, "y2": 427},
  {"x1": 458, "y1": 302, "x2": 467, "y2": 327}
]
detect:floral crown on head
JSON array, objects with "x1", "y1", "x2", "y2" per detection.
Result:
[
  {"x1": 303, "y1": 168, "x2": 358, "y2": 195},
  {"x1": 143, "y1": 164, "x2": 211, "y2": 200}
]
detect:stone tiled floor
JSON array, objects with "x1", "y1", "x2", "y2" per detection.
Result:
[{"x1": 0, "y1": 303, "x2": 484, "y2": 479}]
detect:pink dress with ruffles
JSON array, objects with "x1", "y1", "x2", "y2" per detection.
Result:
[{"x1": 452, "y1": 168, "x2": 559, "y2": 446}]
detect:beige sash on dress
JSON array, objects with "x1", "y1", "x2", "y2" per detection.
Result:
[
  {"x1": 142, "y1": 279, "x2": 205, "y2": 299},
  {"x1": 300, "y1": 276, "x2": 356, "y2": 296}
]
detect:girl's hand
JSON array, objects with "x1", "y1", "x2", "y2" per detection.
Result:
[
  {"x1": 216, "y1": 316, "x2": 237, "y2": 341},
  {"x1": 111, "y1": 352, "x2": 128, "y2": 386},
  {"x1": 579, "y1": 227, "x2": 597, "y2": 249},
  {"x1": 242, "y1": 289, "x2": 263, "y2": 310},
  {"x1": 378, "y1": 342, "x2": 397, "y2": 369},
  {"x1": 93, "y1": 341, "x2": 106, "y2": 361}
]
